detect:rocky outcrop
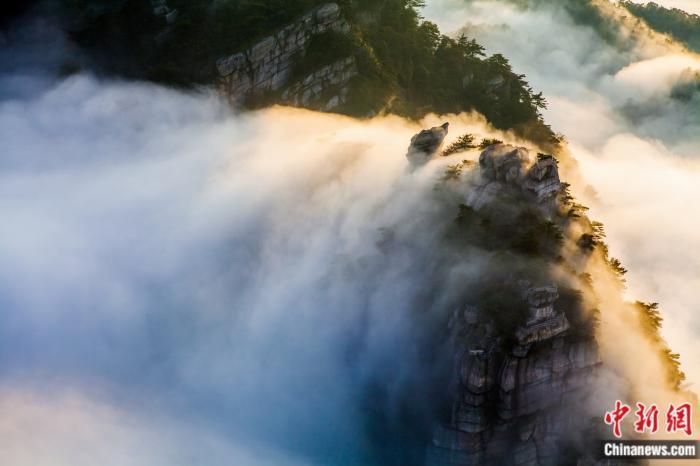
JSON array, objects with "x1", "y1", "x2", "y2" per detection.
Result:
[
  {"x1": 216, "y1": 3, "x2": 355, "y2": 109},
  {"x1": 426, "y1": 142, "x2": 600, "y2": 466},
  {"x1": 469, "y1": 144, "x2": 562, "y2": 209},
  {"x1": 516, "y1": 285, "x2": 570, "y2": 346},
  {"x1": 427, "y1": 295, "x2": 600, "y2": 466},
  {"x1": 281, "y1": 56, "x2": 357, "y2": 110},
  {"x1": 407, "y1": 123, "x2": 450, "y2": 166}
]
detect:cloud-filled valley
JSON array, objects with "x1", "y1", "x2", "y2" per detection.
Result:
[
  {"x1": 0, "y1": 25, "x2": 512, "y2": 461},
  {"x1": 3, "y1": 1, "x2": 700, "y2": 464}
]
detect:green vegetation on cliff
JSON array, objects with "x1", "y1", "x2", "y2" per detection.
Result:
[
  {"x1": 344, "y1": 1, "x2": 555, "y2": 145},
  {"x1": 65, "y1": 0, "x2": 329, "y2": 82},
  {"x1": 621, "y1": 1, "x2": 700, "y2": 52},
  {"x1": 64, "y1": 0, "x2": 558, "y2": 147}
]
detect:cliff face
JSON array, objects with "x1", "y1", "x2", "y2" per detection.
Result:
[
  {"x1": 426, "y1": 296, "x2": 600, "y2": 466},
  {"x1": 411, "y1": 136, "x2": 603, "y2": 466},
  {"x1": 216, "y1": 3, "x2": 356, "y2": 111}
]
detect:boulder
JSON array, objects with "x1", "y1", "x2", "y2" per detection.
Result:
[
  {"x1": 471, "y1": 145, "x2": 563, "y2": 209},
  {"x1": 406, "y1": 122, "x2": 449, "y2": 166},
  {"x1": 479, "y1": 144, "x2": 530, "y2": 183}
]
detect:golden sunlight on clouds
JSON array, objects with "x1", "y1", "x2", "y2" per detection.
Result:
[
  {"x1": 614, "y1": 54, "x2": 700, "y2": 97},
  {"x1": 572, "y1": 135, "x2": 700, "y2": 391}
]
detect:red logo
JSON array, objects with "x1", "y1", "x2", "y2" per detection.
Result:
[
  {"x1": 605, "y1": 401, "x2": 693, "y2": 438},
  {"x1": 666, "y1": 403, "x2": 693, "y2": 436},
  {"x1": 605, "y1": 400, "x2": 631, "y2": 438},
  {"x1": 634, "y1": 403, "x2": 660, "y2": 434}
]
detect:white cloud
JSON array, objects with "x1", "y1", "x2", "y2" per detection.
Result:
[
  {"x1": 614, "y1": 54, "x2": 700, "y2": 98},
  {"x1": 0, "y1": 63, "x2": 508, "y2": 462},
  {"x1": 0, "y1": 385, "x2": 310, "y2": 466}
]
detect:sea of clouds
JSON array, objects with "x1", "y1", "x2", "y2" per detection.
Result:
[
  {"x1": 3, "y1": 1, "x2": 700, "y2": 463},
  {"x1": 0, "y1": 15, "x2": 511, "y2": 466}
]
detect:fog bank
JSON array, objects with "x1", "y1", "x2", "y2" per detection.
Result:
[{"x1": 0, "y1": 22, "x2": 520, "y2": 463}]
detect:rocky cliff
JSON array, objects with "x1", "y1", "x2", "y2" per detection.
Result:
[
  {"x1": 53, "y1": 0, "x2": 558, "y2": 145},
  {"x1": 408, "y1": 131, "x2": 604, "y2": 466},
  {"x1": 216, "y1": 2, "x2": 356, "y2": 111},
  {"x1": 426, "y1": 294, "x2": 600, "y2": 466}
]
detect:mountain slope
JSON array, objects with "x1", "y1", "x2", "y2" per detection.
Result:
[
  {"x1": 60, "y1": 0, "x2": 558, "y2": 147},
  {"x1": 621, "y1": 0, "x2": 700, "y2": 52},
  {"x1": 410, "y1": 124, "x2": 692, "y2": 464},
  {"x1": 2, "y1": 1, "x2": 695, "y2": 464}
]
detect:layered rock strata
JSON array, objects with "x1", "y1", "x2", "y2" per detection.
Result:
[
  {"x1": 427, "y1": 143, "x2": 601, "y2": 466},
  {"x1": 468, "y1": 144, "x2": 562, "y2": 210},
  {"x1": 216, "y1": 3, "x2": 355, "y2": 110}
]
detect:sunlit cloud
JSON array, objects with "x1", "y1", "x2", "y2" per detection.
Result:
[
  {"x1": 614, "y1": 54, "x2": 700, "y2": 97},
  {"x1": 0, "y1": 58, "x2": 515, "y2": 462}
]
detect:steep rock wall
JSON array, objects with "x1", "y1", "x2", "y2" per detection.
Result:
[
  {"x1": 216, "y1": 3, "x2": 356, "y2": 110},
  {"x1": 281, "y1": 56, "x2": 357, "y2": 111},
  {"x1": 426, "y1": 303, "x2": 600, "y2": 466},
  {"x1": 426, "y1": 144, "x2": 602, "y2": 466}
]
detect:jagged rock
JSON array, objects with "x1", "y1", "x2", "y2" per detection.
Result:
[
  {"x1": 462, "y1": 390, "x2": 487, "y2": 407},
  {"x1": 516, "y1": 314, "x2": 570, "y2": 346},
  {"x1": 425, "y1": 133, "x2": 601, "y2": 465},
  {"x1": 524, "y1": 155, "x2": 562, "y2": 201},
  {"x1": 479, "y1": 144, "x2": 530, "y2": 182},
  {"x1": 216, "y1": 3, "x2": 353, "y2": 107},
  {"x1": 469, "y1": 145, "x2": 562, "y2": 209},
  {"x1": 514, "y1": 284, "x2": 570, "y2": 345},
  {"x1": 524, "y1": 286, "x2": 559, "y2": 324},
  {"x1": 461, "y1": 351, "x2": 499, "y2": 395},
  {"x1": 468, "y1": 181, "x2": 503, "y2": 210},
  {"x1": 407, "y1": 122, "x2": 449, "y2": 166},
  {"x1": 525, "y1": 285, "x2": 559, "y2": 309},
  {"x1": 428, "y1": 280, "x2": 601, "y2": 465},
  {"x1": 456, "y1": 403, "x2": 490, "y2": 433},
  {"x1": 282, "y1": 56, "x2": 357, "y2": 110},
  {"x1": 432, "y1": 424, "x2": 484, "y2": 452}
]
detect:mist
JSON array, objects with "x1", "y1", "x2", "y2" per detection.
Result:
[
  {"x1": 4, "y1": 1, "x2": 700, "y2": 462},
  {"x1": 0, "y1": 79, "x2": 428, "y2": 463},
  {"x1": 423, "y1": 0, "x2": 700, "y2": 393},
  {"x1": 0, "y1": 16, "x2": 530, "y2": 465}
]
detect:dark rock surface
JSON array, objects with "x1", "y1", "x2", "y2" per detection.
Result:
[
  {"x1": 426, "y1": 292, "x2": 600, "y2": 465},
  {"x1": 216, "y1": 2, "x2": 355, "y2": 110},
  {"x1": 407, "y1": 122, "x2": 450, "y2": 166},
  {"x1": 426, "y1": 142, "x2": 603, "y2": 466},
  {"x1": 469, "y1": 144, "x2": 562, "y2": 210}
]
